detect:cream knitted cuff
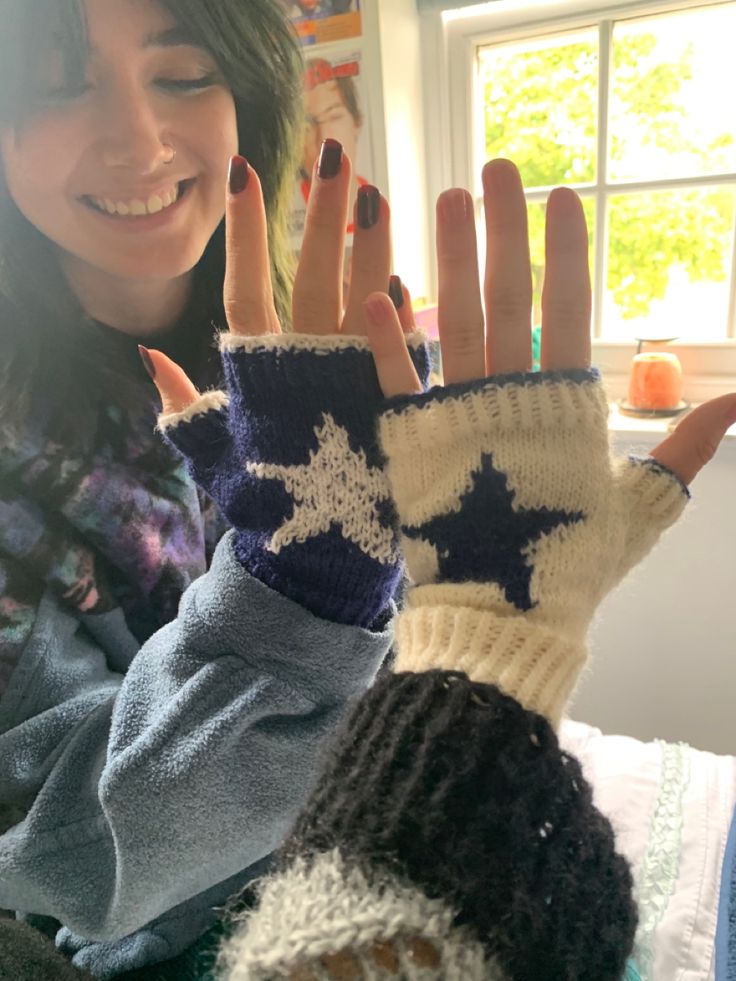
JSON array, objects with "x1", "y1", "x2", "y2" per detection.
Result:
[{"x1": 394, "y1": 601, "x2": 584, "y2": 728}]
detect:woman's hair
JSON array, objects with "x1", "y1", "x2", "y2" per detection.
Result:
[{"x1": 0, "y1": 0, "x2": 303, "y2": 445}]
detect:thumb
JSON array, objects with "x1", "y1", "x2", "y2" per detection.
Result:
[
  {"x1": 650, "y1": 393, "x2": 736, "y2": 486},
  {"x1": 139, "y1": 346, "x2": 200, "y2": 416}
]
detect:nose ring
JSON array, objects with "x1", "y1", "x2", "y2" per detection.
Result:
[{"x1": 162, "y1": 143, "x2": 176, "y2": 165}]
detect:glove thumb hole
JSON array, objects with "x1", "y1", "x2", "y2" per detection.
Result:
[
  {"x1": 143, "y1": 346, "x2": 231, "y2": 472},
  {"x1": 650, "y1": 393, "x2": 736, "y2": 487},
  {"x1": 612, "y1": 456, "x2": 690, "y2": 578},
  {"x1": 140, "y1": 347, "x2": 200, "y2": 417}
]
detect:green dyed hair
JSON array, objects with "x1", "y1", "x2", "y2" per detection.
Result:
[{"x1": 0, "y1": 0, "x2": 303, "y2": 444}]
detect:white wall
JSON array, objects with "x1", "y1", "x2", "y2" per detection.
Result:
[{"x1": 570, "y1": 431, "x2": 736, "y2": 756}]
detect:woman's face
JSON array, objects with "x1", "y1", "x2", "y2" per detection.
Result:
[{"x1": 0, "y1": 0, "x2": 238, "y2": 285}]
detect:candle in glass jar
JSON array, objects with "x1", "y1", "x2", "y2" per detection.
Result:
[{"x1": 627, "y1": 352, "x2": 683, "y2": 410}]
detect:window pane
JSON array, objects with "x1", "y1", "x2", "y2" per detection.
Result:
[
  {"x1": 603, "y1": 187, "x2": 735, "y2": 341},
  {"x1": 609, "y1": 5, "x2": 736, "y2": 182},
  {"x1": 479, "y1": 30, "x2": 598, "y2": 189}
]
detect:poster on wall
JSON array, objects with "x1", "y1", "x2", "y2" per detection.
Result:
[
  {"x1": 289, "y1": 51, "x2": 374, "y2": 293},
  {"x1": 279, "y1": 0, "x2": 362, "y2": 47}
]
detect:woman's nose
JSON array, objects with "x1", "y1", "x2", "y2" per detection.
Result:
[{"x1": 97, "y1": 85, "x2": 173, "y2": 175}]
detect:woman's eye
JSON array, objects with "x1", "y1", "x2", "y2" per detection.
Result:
[{"x1": 156, "y1": 74, "x2": 218, "y2": 93}]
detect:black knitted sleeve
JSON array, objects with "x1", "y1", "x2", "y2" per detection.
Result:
[{"x1": 281, "y1": 670, "x2": 637, "y2": 981}]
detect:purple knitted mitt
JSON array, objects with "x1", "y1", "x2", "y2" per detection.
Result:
[{"x1": 158, "y1": 332, "x2": 430, "y2": 628}]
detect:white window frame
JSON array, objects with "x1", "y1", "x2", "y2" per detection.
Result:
[{"x1": 419, "y1": 0, "x2": 736, "y2": 399}]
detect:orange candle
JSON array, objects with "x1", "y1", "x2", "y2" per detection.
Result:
[{"x1": 627, "y1": 352, "x2": 683, "y2": 410}]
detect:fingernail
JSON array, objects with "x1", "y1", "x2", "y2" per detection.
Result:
[
  {"x1": 364, "y1": 295, "x2": 390, "y2": 327},
  {"x1": 229, "y1": 155, "x2": 250, "y2": 195},
  {"x1": 358, "y1": 185, "x2": 380, "y2": 230},
  {"x1": 138, "y1": 345, "x2": 156, "y2": 380},
  {"x1": 317, "y1": 139, "x2": 343, "y2": 180},
  {"x1": 440, "y1": 188, "x2": 471, "y2": 224},
  {"x1": 388, "y1": 275, "x2": 404, "y2": 310}
]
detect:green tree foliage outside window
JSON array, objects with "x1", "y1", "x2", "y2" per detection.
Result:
[{"x1": 481, "y1": 21, "x2": 734, "y2": 333}]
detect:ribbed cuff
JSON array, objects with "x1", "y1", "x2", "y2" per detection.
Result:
[
  {"x1": 380, "y1": 368, "x2": 606, "y2": 457},
  {"x1": 219, "y1": 330, "x2": 430, "y2": 427},
  {"x1": 394, "y1": 599, "x2": 585, "y2": 728}
]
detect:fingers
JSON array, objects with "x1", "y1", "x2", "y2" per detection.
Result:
[
  {"x1": 342, "y1": 186, "x2": 392, "y2": 335},
  {"x1": 223, "y1": 156, "x2": 280, "y2": 336},
  {"x1": 541, "y1": 187, "x2": 592, "y2": 371},
  {"x1": 293, "y1": 139, "x2": 352, "y2": 334},
  {"x1": 650, "y1": 394, "x2": 736, "y2": 486},
  {"x1": 436, "y1": 188, "x2": 485, "y2": 384},
  {"x1": 364, "y1": 293, "x2": 423, "y2": 398},
  {"x1": 139, "y1": 347, "x2": 200, "y2": 415},
  {"x1": 483, "y1": 159, "x2": 533, "y2": 375},
  {"x1": 389, "y1": 275, "x2": 416, "y2": 333}
]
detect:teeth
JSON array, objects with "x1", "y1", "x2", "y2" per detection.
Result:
[{"x1": 90, "y1": 184, "x2": 181, "y2": 217}]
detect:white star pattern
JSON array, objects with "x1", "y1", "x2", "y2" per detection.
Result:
[{"x1": 245, "y1": 413, "x2": 397, "y2": 564}]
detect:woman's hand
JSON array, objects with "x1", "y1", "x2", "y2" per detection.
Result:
[
  {"x1": 139, "y1": 144, "x2": 429, "y2": 628},
  {"x1": 364, "y1": 157, "x2": 736, "y2": 486},
  {"x1": 145, "y1": 144, "x2": 413, "y2": 408}
]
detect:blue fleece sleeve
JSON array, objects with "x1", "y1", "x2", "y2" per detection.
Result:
[{"x1": 0, "y1": 531, "x2": 391, "y2": 943}]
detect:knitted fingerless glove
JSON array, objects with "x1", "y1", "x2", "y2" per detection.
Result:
[
  {"x1": 158, "y1": 333, "x2": 430, "y2": 628},
  {"x1": 217, "y1": 671, "x2": 637, "y2": 981},
  {"x1": 379, "y1": 368, "x2": 689, "y2": 726}
]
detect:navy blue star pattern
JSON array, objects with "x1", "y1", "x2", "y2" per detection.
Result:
[{"x1": 402, "y1": 453, "x2": 585, "y2": 612}]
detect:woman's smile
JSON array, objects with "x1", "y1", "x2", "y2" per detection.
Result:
[
  {"x1": 84, "y1": 180, "x2": 184, "y2": 216},
  {"x1": 80, "y1": 177, "x2": 197, "y2": 232}
]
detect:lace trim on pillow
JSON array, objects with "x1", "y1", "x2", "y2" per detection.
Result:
[{"x1": 634, "y1": 740, "x2": 691, "y2": 980}]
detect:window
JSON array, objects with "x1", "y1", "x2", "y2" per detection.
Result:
[{"x1": 432, "y1": 0, "x2": 736, "y2": 392}]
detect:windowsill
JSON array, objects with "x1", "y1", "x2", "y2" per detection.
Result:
[{"x1": 607, "y1": 400, "x2": 736, "y2": 439}]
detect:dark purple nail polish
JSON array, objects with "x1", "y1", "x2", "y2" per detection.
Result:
[
  {"x1": 317, "y1": 139, "x2": 343, "y2": 180},
  {"x1": 358, "y1": 185, "x2": 380, "y2": 230},
  {"x1": 388, "y1": 275, "x2": 404, "y2": 310},
  {"x1": 229, "y1": 155, "x2": 250, "y2": 195},
  {"x1": 138, "y1": 345, "x2": 156, "y2": 380}
]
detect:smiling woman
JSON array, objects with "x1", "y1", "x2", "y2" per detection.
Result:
[
  {"x1": 2, "y1": 1, "x2": 735, "y2": 980},
  {"x1": 0, "y1": 0, "x2": 302, "y2": 444},
  {"x1": 1, "y1": 1, "x2": 239, "y2": 310}
]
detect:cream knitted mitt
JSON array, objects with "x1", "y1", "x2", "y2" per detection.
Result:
[{"x1": 379, "y1": 367, "x2": 689, "y2": 727}]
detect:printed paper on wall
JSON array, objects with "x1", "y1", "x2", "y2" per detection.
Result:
[{"x1": 280, "y1": 0, "x2": 362, "y2": 47}]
